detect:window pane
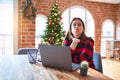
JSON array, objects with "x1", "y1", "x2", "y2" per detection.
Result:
[
  {"x1": 102, "y1": 20, "x2": 114, "y2": 37},
  {"x1": 35, "y1": 15, "x2": 47, "y2": 48},
  {"x1": 0, "y1": 0, "x2": 13, "y2": 55}
]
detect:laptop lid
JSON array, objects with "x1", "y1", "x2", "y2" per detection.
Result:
[{"x1": 38, "y1": 44, "x2": 79, "y2": 71}]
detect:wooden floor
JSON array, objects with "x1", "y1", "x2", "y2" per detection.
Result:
[{"x1": 102, "y1": 58, "x2": 120, "y2": 80}]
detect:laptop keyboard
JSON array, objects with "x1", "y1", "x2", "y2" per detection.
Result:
[{"x1": 72, "y1": 63, "x2": 79, "y2": 70}]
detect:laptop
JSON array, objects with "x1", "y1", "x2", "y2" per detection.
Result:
[{"x1": 38, "y1": 44, "x2": 79, "y2": 71}]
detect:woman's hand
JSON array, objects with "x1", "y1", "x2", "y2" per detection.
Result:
[
  {"x1": 72, "y1": 38, "x2": 80, "y2": 43},
  {"x1": 70, "y1": 38, "x2": 80, "y2": 50}
]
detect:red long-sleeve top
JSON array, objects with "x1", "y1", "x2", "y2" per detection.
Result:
[{"x1": 63, "y1": 37, "x2": 95, "y2": 69}]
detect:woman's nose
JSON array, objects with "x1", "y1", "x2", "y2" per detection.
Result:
[{"x1": 75, "y1": 25, "x2": 79, "y2": 28}]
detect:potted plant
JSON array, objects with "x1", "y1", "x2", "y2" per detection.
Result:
[{"x1": 80, "y1": 61, "x2": 89, "y2": 76}]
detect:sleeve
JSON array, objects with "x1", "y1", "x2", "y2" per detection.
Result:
[
  {"x1": 79, "y1": 38, "x2": 95, "y2": 69},
  {"x1": 63, "y1": 38, "x2": 70, "y2": 46},
  {"x1": 63, "y1": 38, "x2": 75, "y2": 54}
]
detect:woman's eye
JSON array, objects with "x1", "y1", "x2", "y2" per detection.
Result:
[
  {"x1": 72, "y1": 23, "x2": 81, "y2": 27},
  {"x1": 73, "y1": 23, "x2": 76, "y2": 26},
  {"x1": 74, "y1": 24, "x2": 76, "y2": 26},
  {"x1": 78, "y1": 23, "x2": 81, "y2": 26}
]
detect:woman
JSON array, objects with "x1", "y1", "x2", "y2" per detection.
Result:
[{"x1": 63, "y1": 17, "x2": 95, "y2": 69}]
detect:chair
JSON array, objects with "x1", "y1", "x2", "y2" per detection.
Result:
[
  {"x1": 93, "y1": 52, "x2": 103, "y2": 73},
  {"x1": 17, "y1": 48, "x2": 38, "y2": 55}
]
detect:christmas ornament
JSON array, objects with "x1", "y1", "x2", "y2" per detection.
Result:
[
  {"x1": 60, "y1": 17, "x2": 62, "y2": 20},
  {"x1": 49, "y1": 21, "x2": 53, "y2": 25},
  {"x1": 50, "y1": 39, "x2": 54, "y2": 44}
]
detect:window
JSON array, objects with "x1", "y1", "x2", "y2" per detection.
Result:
[
  {"x1": 0, "y1": 0, "x2": 13, "y2": 55},
  {"x1": 100, "y1": 19, "x2": 114, "y2": 57},
  {"x1": 61, "y1": 6, "x2": 95, "y2": 39},
  {"x1": 35, "y1": 14, "x2": 47, "y2": 48},
  {"x1": 102, "y1": 19, "x2": 114, "y2": 37}
]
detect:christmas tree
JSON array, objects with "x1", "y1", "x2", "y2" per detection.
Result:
[{"x1": 41, "y1": 0, "x2": 64, "y2": 45}]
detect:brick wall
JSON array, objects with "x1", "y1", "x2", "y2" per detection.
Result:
[
  {"x1": 18, "y1": 0, "x2": 119, "y2": 52},
  {"x1": 85, "y1": 1, "x2": 117, "y2": 52},
  {"x1": 116, "y1": 4, "x2": 120, "y2": 26}
]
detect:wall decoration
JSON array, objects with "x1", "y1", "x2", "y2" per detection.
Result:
[{"x1": 21, "y1": 0, "x2": 36, "y2": 20}]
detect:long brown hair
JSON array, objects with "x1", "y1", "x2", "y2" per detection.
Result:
[{"x1": 65, "y1": 17, "x2": 88, "y2": 42}]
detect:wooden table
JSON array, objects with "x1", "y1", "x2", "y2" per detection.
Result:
[{"x1": 0, "y1": 55, "x2": 113, "y2": 80}]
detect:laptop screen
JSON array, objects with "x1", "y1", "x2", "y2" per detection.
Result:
[{"x1": 38, "y1": 44, "x2": 79, "y2": 71}]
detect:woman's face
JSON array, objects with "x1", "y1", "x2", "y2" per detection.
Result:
[{"x1": 71, "y1": 19, "x2": 84, "y2": 38}]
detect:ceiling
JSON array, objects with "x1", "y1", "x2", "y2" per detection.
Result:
[{"x1": 86, "y1": 0, "x2": 120, "y2": 4}]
